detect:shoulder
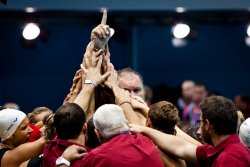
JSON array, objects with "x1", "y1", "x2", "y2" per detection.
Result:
[{"x1": 196, "y1": 145, "x2": 212, "y2": 166}]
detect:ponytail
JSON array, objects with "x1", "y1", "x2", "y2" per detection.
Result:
[{"x1": 43, "y1": 114, "x2": 56, "y2": 140}]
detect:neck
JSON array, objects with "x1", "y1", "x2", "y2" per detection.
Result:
[
  {"x1": 1, "y1": 140, "x2": 15, "y2": 149},
  {"x1": 212, "y1": 134, "x2": 230, "y2": 146},
  {"x1": 67, "y1": 134, "x2": 86, "y2": 146}
]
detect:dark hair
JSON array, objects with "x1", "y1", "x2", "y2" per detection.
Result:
[
  {"x1": 200, "y1": 96, "x2": 238, "y2": 135},
  {"x1": 118, "y1": 67, "x2": 144, "y2": 83},
  {"x1": 44, "y1": 103, "x2": 86, "y2": 140},
  {"x1": 148, "y1": 101, "x2": 179, "y2": 135},
  {"x1": 28, "y1": 107, "x2": 53, "y2": 124},
  {"x1": 195, "y1": 83, "x2": 207, "y2": 90},
  {"x1": 238, "y1": 94, "x2": 250, "y2": 104},
  {"x1": 86, "y1": 116, "x2": 101, "y2": 148}
]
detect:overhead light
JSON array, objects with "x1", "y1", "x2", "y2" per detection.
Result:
[
  {"x1": 176, "y1": 7, "x2": 186, "y2": 13},
  {"x1": 171, "y1": 38, "x2": 187, "y2": 47},
  {"x1": 22, "y1": 23, "x2": 40, "y2": 40},
  {"x1": 247, "y1": 24, "x2": 250, "y2": 37},
  {"x1": 245, "y1": 37, "x2": 250, "y2": 47},
  {"x1": 25, "y1": 7, "x2": 36, "y2": 13},
  {"x1": 172, "y1": 23, "x2": 190, "y2": 39}
]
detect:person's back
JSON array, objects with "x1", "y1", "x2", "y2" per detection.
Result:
[
  {"x1": 42, "y1": 103, "x2": 90, "y2": 167},
  {"x1": 197, "y1": 134, "x2": 250, "y2": 167},
  {"x1": 77, "y1": 133, "x2": 163, "y2": 167},
  {"x1": 76, "y1": 104, "x2": 164, "y2": 167}
]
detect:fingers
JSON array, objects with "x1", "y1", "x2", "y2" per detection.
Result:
[
  {"x1": 83, "y1": 57, "x2": 91, "y2": 69},
  {"x1": 97, "y1": 54, "x2": 103, "y2": 69},
  {"x1": 75, "y1": 146, "x2": 87, "y2": 153},
  {"x1": 73, "y1": 75, "x2": 81, "y2": 84},
  {"x1": 101, "y1": 9, "x2": 107, "y2": 25},
  {"x1": 80, "y1": 64, "x2": 88, "y2": 74},
  {"x1": 92, "y1": 49, "x2": 103, "y2": 66},
  {"x1": 100, "y1": 72, "x2": 111, "y2": 83},
  {"x1": 75, "y1": 69, "x2": 82, "y2": 77}
]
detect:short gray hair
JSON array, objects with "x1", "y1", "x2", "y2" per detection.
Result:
[{"x1": 93, "y1": 104, "x2": 129, "y2": 140}]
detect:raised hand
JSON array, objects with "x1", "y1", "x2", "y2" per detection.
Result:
[
  {"x1": 91, "y1": 10, "x2": 114, "y2": 49},
  {"x1": 81, "y1": 53, "x2": 110, "y2": 87},
  {"x1": 104, "y1": 59, "x2": 118, "y2": 89},
  {"x1": 63, "y1": 69, "x2": 83, "y2": 104}
]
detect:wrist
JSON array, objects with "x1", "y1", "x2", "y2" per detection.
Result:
[
  {"x1": 56, "y1": 156, "x2": 70, "y2": 167},
  {"x1": 84, "y1": 80, "x2": 96, "y2": 87}
]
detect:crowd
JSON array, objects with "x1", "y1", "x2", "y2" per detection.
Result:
[{"x1": 0, "y1": 11, "x2": 250, "y2": 167}]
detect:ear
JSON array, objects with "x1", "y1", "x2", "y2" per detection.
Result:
[
  {"x1": 82, "y1": 123, "x2": 88, "y2": 134},
  {"x1": 94, "y1": 128, "x2": 104, "y2": 143},
  {"x1": 146, "y1": 118, "x2": 152, "y2": 128},
  {"x1": 204, "y1": 119, "x2": 212, "y2": 132}
]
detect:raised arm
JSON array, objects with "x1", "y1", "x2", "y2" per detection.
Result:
[
  {"x1": 74, "y1": 49, "x2": 110, "y2": 119},
  {"x1": 129, "y1": 124, "x2": 199, "y2": 166}
]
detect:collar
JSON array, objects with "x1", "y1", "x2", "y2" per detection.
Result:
[
  {"x1": 50, "y1": 138, "x2": 91, "y2": 152},
  {"x1": 207, "y1": 134, "x2": 239, "y2": 157}
]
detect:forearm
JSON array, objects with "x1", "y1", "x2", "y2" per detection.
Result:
[
  {"x1": 8, "y1": 137, "x2": 46, "y2": 165},
  {"x1": 175, "y1": 126, "x2": 202, "y2": 146},
  {"x1": 73, "y1": 84, "x2": 94, "y2": 118},
  {"x1": 141, "y1": 126, "x2": 197, "y2": 161},
  {"x1": 120, "y1": 103, "x2": 143, "y2": 125}
]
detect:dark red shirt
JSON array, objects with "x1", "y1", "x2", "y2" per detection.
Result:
[
  {"x1": 42, "y1": 139, "x2": 91, "y2": 167},
  {"x1": 196, "y1": 134, "x2": 250, "y2": 167},
  {"x1": 74, "y1": 133, "x2": 164, "y2": 167}
]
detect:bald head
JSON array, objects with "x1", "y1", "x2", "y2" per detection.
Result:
[{"x1": 118, "y1": 68, "x2": 145, "y2": 99}]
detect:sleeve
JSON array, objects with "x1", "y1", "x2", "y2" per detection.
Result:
[{"x1": 196, "y1": 145, "x2": 211, "y2": 167}]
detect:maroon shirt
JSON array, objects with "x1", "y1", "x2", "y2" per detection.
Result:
[
  {"x1": 196, "y1": 134, "x2": 250, "y2": 167},
  {"x1": 74, "y1": 133, "x2": 164, "y2": 167},
  {"x1": 42, "y1": 139, "x2": 91, "y2": 167}
]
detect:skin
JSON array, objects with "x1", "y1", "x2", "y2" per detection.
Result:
[
  {"x1": 1, "y1": 117, "x2": 47, "y2": 167},
  {"x1": 2, "y1": 117, "x2": 32, "y2": 148},
  {"x1": 129, "y1": 112, "x2": 232, "y2": 167},
  {"x1": 192, "y1": 86, "x2": 207, "y2": 104},
  {"x1": 118, "y1": 72, "x2": 145, "y2": 100},
  {"x1": 181, "y1": 81, "x2": 195, "y2": 103}
]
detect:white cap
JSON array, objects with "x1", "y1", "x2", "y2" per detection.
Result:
[
  {"x1": 239, "y1": 118, "x2": 250, "y2": 147},
  {"x1": 0, "y1": 108, "x2": 26, "y2": 141}
]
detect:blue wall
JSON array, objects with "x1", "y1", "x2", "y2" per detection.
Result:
[{"x1": 0, "y1": 19, "x2": 250, "y2": 113}]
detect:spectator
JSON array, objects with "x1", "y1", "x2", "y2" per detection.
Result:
[
  {"x1": 78, "y1": 104, "x2": 164, "y2": 167},
  {"x1": 177, "y1": 80, "x2": 195, "y2": 112},
  {"x1": 182, "y1": 83, "x2": 208, "y2": 126},
  {"x1": 234, "y1": 94, "x2": 250, "y2": 118},
  {"x1": 3, "y1": 102, "x2": 20, "y2": 110},
  {"x1": 130, "y1": 96, "x2": 250, "y2": 167}
]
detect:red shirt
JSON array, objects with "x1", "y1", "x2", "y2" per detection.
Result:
[
  {"x1": 42, "y1": 139, "x2": 91, "y2": 167},
  {"x1": 196, "y1": 134, "x2": 250, "y2": 167},
  {"x1": 74, "y1": 133, "x2": 164, "y2": 167}
]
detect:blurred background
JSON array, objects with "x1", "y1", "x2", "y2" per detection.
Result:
[{"x1": 0, "y1": 0, "x2": 250, "y2": 113}]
